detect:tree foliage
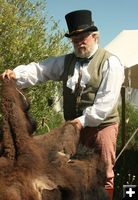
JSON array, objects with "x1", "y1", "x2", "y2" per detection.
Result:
[
  {"x1": 118, "y1": 102, "x2": 138, "y2": 150},
  {"x1": 0, "y1": 0, "x2": 70, "y2": 70},
  {"x1": 0, "y1": 0, "x2": 71, "y2": 133}
]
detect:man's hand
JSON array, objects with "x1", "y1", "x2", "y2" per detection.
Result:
[
  {"x1": 1, "y1": 69, "x2": 16, "y2": 80},
  {"x1": 71, "y1": 118, "x2": 83, "y2": 130}
]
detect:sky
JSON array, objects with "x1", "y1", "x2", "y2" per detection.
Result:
[{"x1": 46, "y1": 0, "x2": 138, "y2": 47}]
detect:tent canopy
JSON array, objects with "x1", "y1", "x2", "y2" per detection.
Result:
[
  {"x1": 105, "y1": 30, "x2": 138, "y2": 67},
  {"x1": 105, "y1": 30, "x2": 138, "y2": 89}
]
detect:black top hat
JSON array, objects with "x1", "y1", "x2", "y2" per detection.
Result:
[{"x1": 65, "y1": 10, "x2": 98, "y2": 37}]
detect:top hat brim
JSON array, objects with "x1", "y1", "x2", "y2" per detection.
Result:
[{"x1": 65, "y1": 25, "x2": 98, "y2": 37}]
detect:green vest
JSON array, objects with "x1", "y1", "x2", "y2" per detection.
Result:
[{"x1": 62, "y1": 48, "x2": 119, "y2": 126}]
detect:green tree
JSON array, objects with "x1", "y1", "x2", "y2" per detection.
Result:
[
  {"x1": 118, "y1": 102, "x2": 138, "y2": 150},
  {"x1": 0, "y1": 0, "x2": 71, "y2": 133},
  {"x1": 0, "y1": 0, "x2": 70, "y2": 69}
]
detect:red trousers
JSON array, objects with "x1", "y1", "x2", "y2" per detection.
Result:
[{"x1": 80, "y1": 123, "x2": 119, "y2": 189}]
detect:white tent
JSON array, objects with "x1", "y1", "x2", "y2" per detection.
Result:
[
  {"x1": 105, "y1": 30, "x2": 138, "y2": 67},
  {"x1": 105, "y1": 30, "x2": 138, "y2": 106}
]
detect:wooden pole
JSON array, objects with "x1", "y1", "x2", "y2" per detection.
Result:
[{"x1": 121, "y1": 86, "x2": 126, "y2": 148}]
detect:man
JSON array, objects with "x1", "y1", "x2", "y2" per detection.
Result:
[{"x1": 1, "y1": 10, "x2": 124, "y2": 199}]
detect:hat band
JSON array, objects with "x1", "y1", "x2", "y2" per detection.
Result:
[
  {"x1": 65, "y1": 25, "x2": 98, "y2": 37},
  {"x1": 69, "y1": 24, "x2": 93, "y2": 33}
]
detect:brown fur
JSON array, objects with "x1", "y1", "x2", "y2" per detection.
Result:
[{"x1": 0, "y1": 78, "x2": 108, "y2": 200}]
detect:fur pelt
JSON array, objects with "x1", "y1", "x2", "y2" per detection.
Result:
[{"x1": 0, "y1": 78, "x2": 108, "y2": 200}]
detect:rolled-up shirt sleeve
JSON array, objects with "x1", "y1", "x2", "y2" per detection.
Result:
[
  {"x1": 78, "y1": 55, "x2": 125, "y2": 127},
  {"x1": 13, "y1": 55, "x2": 65, "y2": 88}
]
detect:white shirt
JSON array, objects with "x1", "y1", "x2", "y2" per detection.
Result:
[{"x1": 14, "y1": 49, "x2": 124, "y2": 127}]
